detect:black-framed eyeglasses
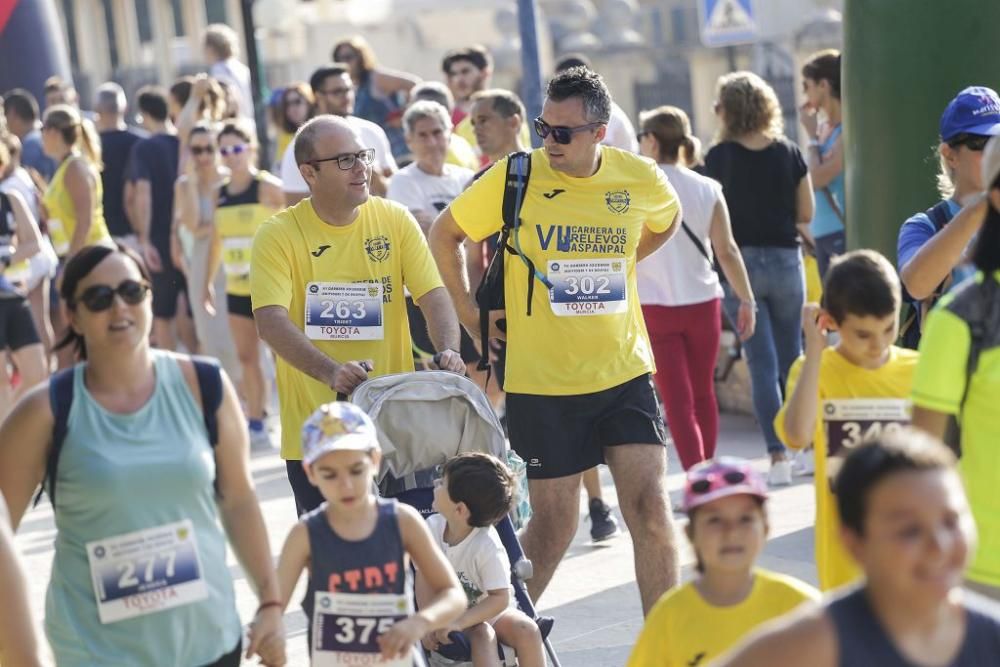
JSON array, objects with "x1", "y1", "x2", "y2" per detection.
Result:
[
  {"x1": 533, "y1": 117, "x2": 605, "y2": 145},
  {"x1": 316, "y1": 86, "x2": 354, "y2": 98},
  {"x1": 948, "y1": 133, "x2": 990, "y2": 152},
  {"x1": 311, "y1": 148, "x2": 376, "y2": 171},
  {"x1": 71, "y1": 279, "x2": 150, "y2": 312},
  {"x1": 689, "y1": 471, "x2": 747, "y2": 495}
]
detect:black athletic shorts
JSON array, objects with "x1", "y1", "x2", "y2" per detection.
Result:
[
  {"x1": 0, "y1": 294, "x2": 41, "y2": 351},
  {"x1": 505, "y1": 373, "x2": 666, "y2": 479},
  {"x1": 150, "y1": 268, "x2": 187, "y2": 319},
  {"x1": 226, "y1": 293, "x2": 253, "y2": 319},
  {"x1": 405, "y1": 296, "x2": 480, "y2": 364}
]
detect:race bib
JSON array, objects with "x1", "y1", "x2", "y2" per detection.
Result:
[
  {"x1": 222, "y1": 237, "x2": 252, "y2": 278},
  {"x1": 86, "y1": 519, "x2": 207, "y2": 624},
  {"x1": 547, "y1": 258, "x2": 627, "y2": 317},
  {"x1": 313, "y1": 591, "x2": 413, "y2": 666},
  {"x1": 48, "y1": 218, "x2": 69, "y2": 256},
  {"x1": 823, "y1": 398, "x2": 911, "y2": 488},
  {"x1": 305, "y1": 282, "x2": 384, "y2": 341}
]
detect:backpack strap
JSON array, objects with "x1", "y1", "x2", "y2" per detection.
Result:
[
  {"x1": 681, "y1": 220, "x2": 711, "y2": 263},
  {"x1": 36, "y1": 368, "x2": 75, "y2": 508},
  {"x1": 192, "y1": 356, "x2": 223, "y2": 446},
  {"x1": 925, "y1": 200, "x2": 954, "y2": 232}
]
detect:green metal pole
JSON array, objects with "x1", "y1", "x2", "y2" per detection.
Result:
[{"x1": 843, "y1": 0, "x2": 1000, "y2": 261}]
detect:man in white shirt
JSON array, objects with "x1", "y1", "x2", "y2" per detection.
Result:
[
  {"x1": 280, "y1": 64, "x2": 398, "y2": 205},
  {"x1": 203, "y1": 24, "x2": 255, "y2": 128}
]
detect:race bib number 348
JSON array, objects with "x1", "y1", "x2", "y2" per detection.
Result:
[
  {"x1": 313, "y1": 591, "x2": 413, "y2": 666},
  {"x1": 823, "y1": 398, "x2": 911, "y2": 488},
  {"x1": 547, "y1": 259, "x2": 627, "y2": 317},
  {"x1": 86, "y1": 519, "x2": 207, "y2": 624},
  {"x1": 305, "y1": 282, "x2": 384, "y2": 341}
]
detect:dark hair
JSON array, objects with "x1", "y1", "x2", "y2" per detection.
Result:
[
  {"x1": 3, "y1": 89, "x2": 40, "y2": 123},
  {"x1": 441, "y1": 46, "x2": 492, "y2": 75},
  {"x1": 332, "y1": 36, "x2": 378, "y2": 77},
  {"x1": 834, "y1": 428, "x2": 956, "y2": 536},
  {"x1": 136, "y1": 86, "x2": 169, "y2": 123},
  {"x1": 219, "y1": 118, "x2": 255, "y2": 146},
  {"x1": 189, "y1": 122, "x2": 215, "y2": 144},
  {"x1": 310, "y1": 65, "x2": 351, "y2": 96},
  {"x1": 470, "y1": 89, "x2": 525, "y2": 121},
  {"x1": 411, "y1": 81, "x2": 454, "y2": 112},
  {"x1": 554, "y1": 53, "x2": 593, "y2": 73},
  {"x1": 639, "y1": 105, "x2": 699, "y2": 165},
  {"x1": 822, "y1": 249, "x2": 901, "y2": 323},
  {"x1": 56, "y1": 244, "x2": 152, "y2": 359},
  {"x1": 686, "y1": 497, "x2": 767, "y2": 573},
  {"x1": 802, "y1": 49, "x2": 842, "y2": 100},
  {"x1": 280, "y1": 81, "x2": 315, "y2": 133},
  {"x1": 442, "y1": 452, "x2": 514, "y2": 528},
  {"x1": 972, "y1": 174, "x2": 1000, "y2": 275},
  {"x1": 546, "y1": 67, "x2": 611, "y2": 124}
]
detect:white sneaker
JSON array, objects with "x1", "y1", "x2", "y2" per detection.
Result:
[
  {"x1": 793, "y1": 449, "x2": 815, "y2": 476},
  {"x1": 768, "y1": 460, "x2": 792, "y2": 487},
  {"x1": 249, "y1": 428, "x2": 274, "y2": 452}
]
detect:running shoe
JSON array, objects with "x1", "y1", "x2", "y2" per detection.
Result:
[
  {"x1": 767, "y1": 459, "x2": 792, "y2": 487},
  {"x1": 589, "y1": 498, "x2": 620, "y2": 542},
  {"x1": 793, "y1": 448, "x2": 815, "y2": 476},
  {"x1": 249, "y1": 427, "x2": 274, "y2": 452}
]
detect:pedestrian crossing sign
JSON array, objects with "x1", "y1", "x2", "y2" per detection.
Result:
[{"x1": 699, "y1": 0, "x2": 758, "y2": 48}]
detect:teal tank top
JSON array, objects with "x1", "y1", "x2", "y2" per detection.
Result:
[
  {"x1": 45, "y1": 350, "x2": 241, "y2": 665},
  {"x1": 810, "y1": 124, "x2": 845, "y2": 239}
]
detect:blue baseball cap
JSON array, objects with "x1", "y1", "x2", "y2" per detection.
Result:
[
  {"x1": 301, "y1": 402, "x2": 379, "y2": 465},
  {"x1": 940, "y1": 86, "x2": 1000, "y2": 141}
]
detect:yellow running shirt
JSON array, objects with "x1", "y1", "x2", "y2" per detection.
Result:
[
  {"x1": 912, "y1": 271, "x2": 1000, "y2": 587},
  {"x1": 215, "y1": 174, "x2": 277, "y2": 297},
  {"x1": 42, "y1": 155, "x2": 111, "y2": 257},
  {"x1": 250, "y1": 196, "x2": 444, "y2": 459},
  {"x1": 775, "y1": 345, "x2": 919, "y2": 590},
  {"x1": 627, "y1": 569, "x2": 819, "y2": 667},
  {"x1": 448, "y1": 147, "x2": 680, "y2": 395}
]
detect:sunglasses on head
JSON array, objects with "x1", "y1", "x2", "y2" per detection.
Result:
[
  {"x1": 219, "y1": 144, "x2": 248, "y2": 157},
  {"x1": 533, "y1": 117, "x2": 604, "y2": 145},
  {"x1": 949, "y1": 134, "x2": 990, "y2": 152},
  {"x1": 190, "y1": 145, "x2": 215, "y2": 156},
  {"x1": 71, "y1": 279, "x2": 150, "y2": 312},
  {"x1": 689, "y1": 470, "x2": 747, "y2": 495}
]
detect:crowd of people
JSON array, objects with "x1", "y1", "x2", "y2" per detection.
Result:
[{"x1": 1, "y1": 21, "x2": 1000, "y2": 667}]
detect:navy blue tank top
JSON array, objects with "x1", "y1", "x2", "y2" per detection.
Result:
[
  {"x1": 829, "y1": 586, "x2": 1000, "y2": 666},
  {"x1": 303, "y1": 498, "x2": 409, "y2": 622}
]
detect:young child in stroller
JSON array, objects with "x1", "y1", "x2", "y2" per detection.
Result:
[{"x1": 417, "y1": 453, "x2": 545, "y2": 667}]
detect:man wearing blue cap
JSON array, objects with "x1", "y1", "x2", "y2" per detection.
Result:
[{"x1": 897, "y1": 86, "x2": 1000, "y2": 348}]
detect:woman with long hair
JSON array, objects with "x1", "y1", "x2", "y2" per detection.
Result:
[
  {"x1": 275, "y1": 82, "x2": 314, "y2": 166},
  {"x1": 333, "y1": 35, "x2": 421, "y2": 161},
  {"x1": 912, "y1": 134, "x2": 1000, "y2": 601},
  {"x1": 205, "y1": 120, "x2": 283, "y2": 450},
  {"x1": 637, "y1": 105, "x2": 756, "y2": 470},
  {"x1": 704, "y1": 72, "x2": 815, "y2": 485},
  {"x1": 0, "y1": 244, "x2": 284, "y2": 666}
]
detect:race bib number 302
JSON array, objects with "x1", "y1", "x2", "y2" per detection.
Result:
[
  {"x1": 547, "y1": 259, "x2": 627, "y2": 317},
  {"x1": 87, "y1": 519, "x2": 207, "y2": 624},
  {"x1": 823, "y1": 398, "x2": 911, "y2": 488},
  {"x1": 313, "y1": 591, "x2": 413, "y2": 666},
  {"x1": 305, "y1": 282, "x2": 384, "y2": 341}
]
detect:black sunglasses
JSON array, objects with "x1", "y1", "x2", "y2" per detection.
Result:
[
  {"x1": 948, "y1": 134, "x2": 990, "y2": 152},
  {"x1": 311, "y1": 148, "x2": 376, "y2": 171},
  {"x1": 71, "y1": 279, "x2": 150, "y2": 312},
  {"x1": 636, "y1": 130, "x2": 651, "y2": 143},
  {"x1": 533, "y1": 117, "x2": 604, "y2": 145},
  {"x1": 190, "y1": 145, "x2": 215, "y2": 156},
  {"x1": 689, "y1": 470, "x2": 747, "y2": 495}
]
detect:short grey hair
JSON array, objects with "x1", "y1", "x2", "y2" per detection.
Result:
[
  {"x1": 94, "y1": 82, "x2": 126, "y2": 115},
  {"x1": 294, "y1": 114, "x2": 358, "y2": 166},
  {"x1": 403, "y1": 100, "x2": 452, "y2": 136},
  {"x1": 411, "y1": 81, "x2": 454, "y2": 113}
]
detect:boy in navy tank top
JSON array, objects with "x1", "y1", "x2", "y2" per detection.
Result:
[{"x1": 260, "y1": 402, "x2": 465, "y2": 666}]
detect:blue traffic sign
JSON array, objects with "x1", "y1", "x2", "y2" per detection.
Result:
[{"x1": 699, "y1": 0, "x2": 758, "y2": 48}]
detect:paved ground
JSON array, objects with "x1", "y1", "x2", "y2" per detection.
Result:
[{"x1": 15, "y1": 412, "x2": 818, "y2": 666}]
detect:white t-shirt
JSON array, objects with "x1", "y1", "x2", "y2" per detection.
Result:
[
  {"x1": 386, "y1": 163, "x2": 473, "y2": 219},
  {"x1": 210, "y1": 58, "x2": 255, "y2": 126},
  {"x1": 426, "y1": 514, "x2": 513, "y2": 609},
  {"x1": 603, "y1": 102, "x2": 639, "y2": 153},
  {"x1": 280, "y1": 115, "x2": 398, "y2": 194},
  {"x1": 637, "y1": 163, "x2": 725, "y2": 307},
  {"x1": 0, "y1": 168, "x2": 40, "y2": 220}
]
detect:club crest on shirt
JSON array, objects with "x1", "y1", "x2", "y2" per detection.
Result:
[
  {"x1": 605, "y1": 190, "x2": 630, "y2": 214},
  {"x1": 364, "y1": 235, "x2": 391, "y2": 262}
]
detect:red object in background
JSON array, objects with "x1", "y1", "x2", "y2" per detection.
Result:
[{"x1": 0, "y1": 0, "x2": 18, "y2": 34}]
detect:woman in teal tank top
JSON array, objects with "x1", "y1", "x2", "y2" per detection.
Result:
[{"x1": 0, "y1": 244, "x2": 286, "y2": 666}]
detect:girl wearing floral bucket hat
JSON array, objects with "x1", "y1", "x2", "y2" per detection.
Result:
[{"x1": 627, "y1": 457, "x2": 819, "y2": 667}]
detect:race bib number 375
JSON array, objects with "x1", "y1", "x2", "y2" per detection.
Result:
[
  {"x1": 87, "y1": 519, "x2": 207, "y2": 624},
  {"x1": 305, "y1": 282, "x2": 384, "y2": 341},
  {"x1": 313, "y1": 591, "x2": 413, "y2": 666},
  {"x1": 547, "y1": 259, "x2": 627, "y2": 317}
]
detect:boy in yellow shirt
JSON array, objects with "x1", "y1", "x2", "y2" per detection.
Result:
[{"x1": 775, "y1": 249, "x2": 919, "y2": 590}]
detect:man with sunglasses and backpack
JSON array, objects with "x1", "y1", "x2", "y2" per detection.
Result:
[
  {"x1": 430, "y1": 67, "x2": 682, "y2": 615},
  {"x1": 252, "y1": 115, "x2": 465, "y2": 518},
  {"x1": 897, "y1": 87, "x2": 1000, "y2": 348}
]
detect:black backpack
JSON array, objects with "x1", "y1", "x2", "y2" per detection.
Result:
[
  {"x1": 36, "y1": 356, "x2": 224, "y2": 508},
  {"x1": 473, "y1": 152, "x2": 553, "y2": 373},
  {"x1": 898, "y1": 200, "x2": 954, "y2": 349}
]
